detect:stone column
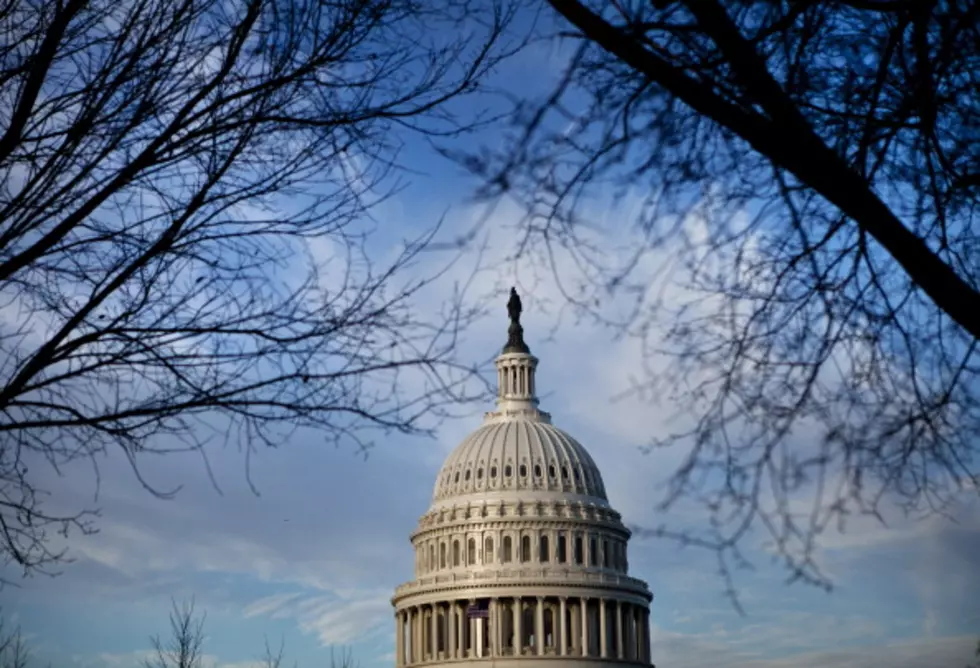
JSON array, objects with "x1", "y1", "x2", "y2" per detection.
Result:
[
  {"x1": 395, "y1": 610, "x2": 404, "y2": 667},
  {"x1": 535, "y1": 597, "x2": 545, "y2": 655},
  {"x1": 627, "y1": 603, "x2": 640, "y2": 661},
  {"x1": 430, "y1": 604, "x2": 438, "y2": 660},
  {"x1": 447, "y1": 603, "x2": 456, "y2": 660},
  {"x1": 457, "y1": 603, "x2": 465, "y2": 659},
  {"x1": 635, "y1": 606, "x2": 642, "y2": 661},
  {"x1": 580, "y1": 597, "x2": 589, "y2": 657},
  {"x1": 409, "y1": 607, "x2": 417, "y2": 664},
  {"x1": 468, "y1": 599, "x2": 476, "y2": 658},
  {"x1": 476, "y1": 606, "x2": 484, "y2": 658},
  {"x1": 570, "y1": 601, "x2": 580, "y2": 654},
  {"x1": 600, "y1": 599, "x2": 608, "y2": 658},
  {"x1": 642, "y1": 608, "x2": 651, "y2": 663},
  {"x1": 558, "y1": 597, "x2": 568, "y2": 656},
  {"x1": 616, "y1": 601, "x2": 624, "y2": 660},
  {"x1": 493, "y1": 599, "x2": 502, "y2": 656},
  {"x1": 514, "y1": 597, "x2": 523, "y2": 655}
]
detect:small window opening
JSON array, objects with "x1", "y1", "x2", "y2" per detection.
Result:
[
  {"x1": 561, "y1": 466, "x2": 569, "y2": 480},
  {"x1": 464, "y1": 469, "x2": 471, "y2": 481},
  {"x1": 557, "y1": 533, "x2": 567, "y2": 563},
  {"x1": 548, "y1": 465, "x2": 556, "y2": 478},
  {"x1": 503, "y1": 536, "x2": 513, "y2": 562},
  {"x1": 539, "y1": 535, "x2": 550, "y2": 563},
  {"x1": 504, "y1": 464, "x2": 512, "y2": 477},
  {"x1": 490, "y1": 466, "x2": 497, "y2": 478},
  {"x1": 519, "y1": 464, "x2": 527, "y2": 477},
  {"x1": 521, "y1": 535, "x2": 531, "y2": 563},
  {"x1": 477, "y1": 468, "x2": 483, "y2": 479}
]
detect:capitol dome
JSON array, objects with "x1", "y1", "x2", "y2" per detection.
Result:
[
  {"x1": 432, "y1": 418, "x2": 608, "y2": 505},
  {"x1": 391, "y1": 288, "x2": 653, "y2": 667}
]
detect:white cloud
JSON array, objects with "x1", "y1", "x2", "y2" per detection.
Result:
[{"x1": 245, "y1": 591, "x2": 392, "y2": 647}]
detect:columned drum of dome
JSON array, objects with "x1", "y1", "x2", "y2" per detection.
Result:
[{"x1": 391, "y1": 289, "x2": 653, "y2": 667}]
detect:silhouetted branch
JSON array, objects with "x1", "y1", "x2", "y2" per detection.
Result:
[
  {"x1": 0, "y1": 0, "x2": 521, "y2": 582},
  {"x1": 460, "y1": 0, "x2": 980, "y2": 605}
]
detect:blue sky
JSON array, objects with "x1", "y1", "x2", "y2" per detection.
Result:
[{"x1": 4, "y1": 14, "x2": 980, "y2": 668}]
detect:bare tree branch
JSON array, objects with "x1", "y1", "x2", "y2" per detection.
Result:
[
  {"x1": 459, "y1": 0, "x2": 980, "y2": 605},
  {"x1": 0, "y1": 0, "x2": 523, "y2": 582}
]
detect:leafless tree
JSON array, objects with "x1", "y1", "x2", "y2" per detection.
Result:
[
  {"x1": 0, "y1": 0, "x2": 522, "y2": 582},
  {"x1": 458, "y1": 0, "x2": 980, "y2": 604},
  {"x1": 144, "y1": 599, "x2": 206, "y2": 668},
  {"x1": 0, "y1": 613, "x2": 31, "y2": 668},
  {"x1": 260, "y1": 637, "x2": 357, "y2": 668}
]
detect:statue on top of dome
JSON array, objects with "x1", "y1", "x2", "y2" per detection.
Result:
[
  {"x1": 507, "y1": 287, "x2": 522, "y2": 324},
  {"x1": 503, "y1": 287, "x2": 530, "y2": 354}
]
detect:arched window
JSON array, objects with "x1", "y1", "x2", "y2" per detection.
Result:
[
  {"x1": 574, "y1": 535, "x2": 583, "y2": 564},
  {"x1": 429, "y1": 544, "x2": 435, "y2": 571},
  {"x1": 539, "y1": 535, "x2": 550, "y2": 563},
  {"x1": 453, "y1": 540, "x2": 460, "y2": 566},
  {"x1": 519, "y1": 464, "x2": 528, "y2": 477},
  {"x1": 468, "y1": 537, "x2": 476, "y2": 565},
  {"x1": 485, "y1": 536, "x2": 494, "y2": 563},
  {"x1": 521, "y1": 535, "x2": 531, "y2": 563},
  {"x1": 440, "y1": 542, "x2": 447, "y2": 568},
  {"x1": 589, "y1": 536, "x2": 598, "y2": 566},
  {"x1": 557, "y1": 532, "x2": 567, "y2": 563},
  {"x1": 503, "y1": 536, "x2": 513, "y2": 563},
  {"x1": 602, "y1": 539, "x2": 610, "y2": 568}
]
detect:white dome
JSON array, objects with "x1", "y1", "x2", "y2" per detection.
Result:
[
  {"x1": 391, "y1": 289, "x2": 653, "y2": 668},
  {"x1": 433, "y1": 417, "x2": 608, "y2": 503}
]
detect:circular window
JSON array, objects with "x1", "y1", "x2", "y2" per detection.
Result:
[
  {"x1": 465, "y1": 469, "x2": 471, "y2": 481},
  {"x1": 534, "y1": 464, "x2": 542, "y2": 477},
  {"x1": 477, "y1": 468, "x2": 483, "y2": 479},
  {"x1": 519, "y1": 464, "x2": 527, "y2": 477},
  {"x1": 454, "y1": 472, "x2": 460, "y2": 482},
  {"x1": 548, "y1": 465, "x2": 556, "y2": 478},
  {"x1": 490, "y1": 466, "x2": 498, "y2": 478},
  {"x1": 561, "y1": 466, "x2": 569, "y2": 480},
  {"x1": 505, "y1": 464, "x2": 513, "y2": 477}
]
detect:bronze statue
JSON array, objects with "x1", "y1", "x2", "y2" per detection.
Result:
[
  {"x1": 507, "y1": 287, "x2": 522, "y2": 325},
  {"x1": 503, "y1": 287, "x2": 529, "y2": 354}
]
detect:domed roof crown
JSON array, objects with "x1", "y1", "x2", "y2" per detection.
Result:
[
  {"x1": 433, "y1": 418, "x2": 607, "y2": 502},
  {"x1": 431, "y1": 288, "x2": 607, "y2": 507}
]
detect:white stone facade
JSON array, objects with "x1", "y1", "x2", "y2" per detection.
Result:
[{"x1": 392, "y1": 318, "x2": 653, "y2": 666}]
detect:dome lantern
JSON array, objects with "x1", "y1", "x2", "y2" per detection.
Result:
[{"x1": 494, "y1": 288, "x2": 541, "y2": 416}]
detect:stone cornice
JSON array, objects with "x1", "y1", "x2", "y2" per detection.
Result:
[{"x1": 391, "y1": 568, "x2": 653, "y2": 605}]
